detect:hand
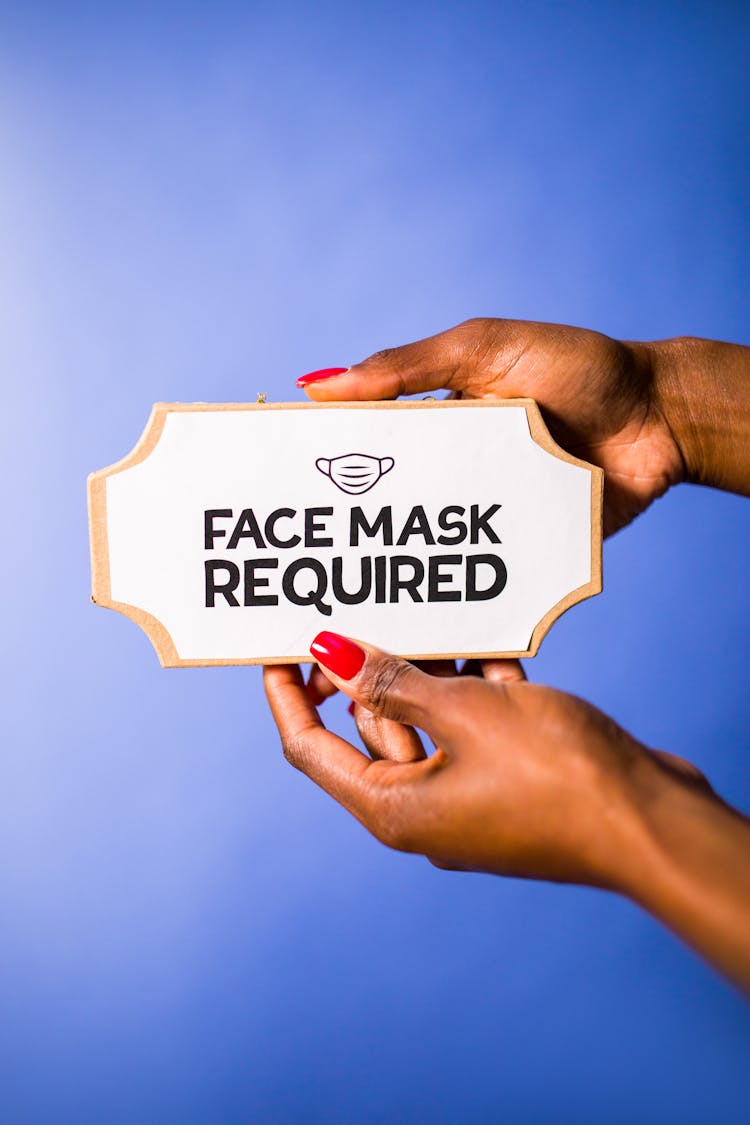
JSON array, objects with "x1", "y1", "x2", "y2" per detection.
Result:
[
  {"x1": 264, "y1": 632, "x2": 750, "y2": 991},
  {"x1": 297, "y1": 319, "x2": 685, "y2": 535},
  {"x1": 299, "y1": 321, "x2": 750, "y2": 527},
  {"x1": 264, "y1": 633, "x2": 702, "y2": 886}
]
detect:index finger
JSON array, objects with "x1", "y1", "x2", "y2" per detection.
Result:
[{"x1": 263, "y1": 665, "x2": 424, "y2": 843}]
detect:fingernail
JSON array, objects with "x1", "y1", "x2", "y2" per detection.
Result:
[
  {"x1": 347, "y1": 700, "x2": 356, "y2": 716},
  {"x1": 296, "y1": 366, "x2": 348, "y2": 388},
  {"x1": 310, "y1": 631, "x2": 366, "y2": 680}
]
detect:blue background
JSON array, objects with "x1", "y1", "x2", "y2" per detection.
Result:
[{"x1": 1, "y1": 1, "x2": 749, "y2": 1121}]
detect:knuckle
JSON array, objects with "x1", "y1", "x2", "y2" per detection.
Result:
[
  {"x1": 374, "y1": 804, "x2": 417, "y2": 852},
  {"x1": 427, "y1": 855, "x2": 454, "y2": 871},
  {"x1": 364, "y1": 346, "x2": 397, "y2": 366},
  {"x1": 363, "y1": 658, "x2": 412, "y2": 719},
  {"x1": 374, "y1": 817, "x2": 403, "y2": 850},
  {"x1": 356, "y1": 708, "x2": 382, "y2": 742},
  {"x1": 364, "y1": 782, "x2": 423, "y2": 852},
  {"x1": 457, "y1": 316, "x2": 490, "y2": 334},
  {"x1": 281, "y1": 731, "x2": 310, "y2": 771}
]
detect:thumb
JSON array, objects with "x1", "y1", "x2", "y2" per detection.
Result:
[
  {"x1": 297, "y1": 319, "x2": 497, "y2": 401},
  {"x1": 309, "y1": 630, "x2": 455, "y2": 739}
]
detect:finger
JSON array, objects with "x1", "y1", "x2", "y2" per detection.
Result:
[
  {"x1": 411, "y1": 660, "x2": 458, "y2": 747},
  {"x1": 309, "y1": 630, "x2": 459, "y2": 741},
  {"x1": 311, "y1": 659, "x2": 454, "y2": 705},
  {"x1": 413, "y1": 659, "x2": 458, "y2": 677},
  {"x1": 306, "y1": 663, "x2": 339, "y2": 706},
  {"x1": 265, "y1": 663, "x2": 380, "y2": 808},
  {"x1": 460, "y1": 658, "x2": 527, "y2": 683},
  {"x1": 479, "y1": 659, "x2": 527, "y2": 684},
  {"x1": 297, "y1": 320, "x2": 508, "y2": 402},
  {"x1": 264, "y1": 665, "x2": 428, "y2": 843},
  {"x1": 351, "y1": 702, "x2": 426, "y2": 763},
  {"x1": 351, "y1": 658, "x2": 448, "y2": 762}
]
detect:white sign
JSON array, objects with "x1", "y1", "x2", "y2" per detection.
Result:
[{"x1": 88, "y1": 401, "x2": 602, "y2": 666}]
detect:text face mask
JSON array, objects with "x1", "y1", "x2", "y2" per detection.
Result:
[{"x1": 316, "y1": 453, "x2": 395, "y2": 495}]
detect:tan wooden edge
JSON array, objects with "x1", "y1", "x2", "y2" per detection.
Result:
[{"x1": 87, "y1": 399, "x2": 604, "y2": 667}]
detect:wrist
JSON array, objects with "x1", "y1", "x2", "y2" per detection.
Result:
[
  {"x1": 615, "y1": 338, "x2": 687, "y2": 510},
  {"x1": 593, "y1": 749, "x2": 681, "y2": 898},
  {"x1": 607, "y1": 750, "x2": 750, "y2": 990},
  {"x1": 643, "y1": 335, "x2": 750, "y2": 497},
  {"x1": 593, "y1": 745, "x2": 725, "y2": 901},
  {"x1": 609, "y1": 751, "x2": 701, "y2": 902},
  {"x1": 568, "y1": 746, "x2": 682, "y2": 896},
  {"x1": 646, "y1": 337, "x2": 708, "y2": 488}
]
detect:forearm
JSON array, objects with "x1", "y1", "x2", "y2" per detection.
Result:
[
  {"x1": 620, "y1": 759, "x2": 750, "y2": 993},
  {"x1": 645, "y1": 336, "x2": 750, "y2": 498}
]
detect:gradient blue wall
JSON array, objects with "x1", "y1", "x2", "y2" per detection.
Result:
[{"x1": 1, "y1": 2, "x2": 749, "y2": 1121}]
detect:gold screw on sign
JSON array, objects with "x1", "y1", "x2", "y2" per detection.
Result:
[{"x1": 256, "y1": 392, "x2": 268, "y2": 404}]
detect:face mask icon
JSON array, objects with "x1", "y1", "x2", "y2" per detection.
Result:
[{"x1": 315, "y1": 453, "x2": 395, "y2": 495}]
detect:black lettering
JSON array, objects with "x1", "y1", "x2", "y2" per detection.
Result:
[
  {"x1": 428, "y1": 554, "x2": 462, "y2": 601},
  {"x1": 389, "y1": 555, "x2": 425, "y2": 602},
  {"x1": 396, "y1": 505, "x2": 435, "y2": 546},
  {"x1": 305, "y1": 507, "x2": 333, "y2": 548},
  {"x1": 243, "y1": 558, "x2": 279, "y2": 606},
  {"x1": 332, "y1": 557, "x2": 372, "y2": 605},
  {"x1": 264, "y1": 508, "x2": 300, "y2": 549},
  {"x1": 227, "y1": 508, "x2": 266, "y2": 550},
  {"x1": 437, "y1": 506, "x2": 467, "y2": 546},
  {"x1": 282, "y1": 558, "x2": 332, "y2": 616},
  {"x1": 470, "y1": 503, "x2": 502, "y2": 545},
  {"x1": 204, "y1": 509, "x2": 232, "y2": 550},
  {"x1": 466, "y1": 554, "x2": 507, "y2": 601},
  {"x1": 374, "y1": 555, "x2": 387, "y2": 602},
  {"x1": 350, "y1": 506, "x2": 393, "y2": 546},
  {"x1": 205, "y1": 560, "x2": 240, "y2": 607}
]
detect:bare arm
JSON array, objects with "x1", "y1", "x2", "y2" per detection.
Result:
[
  {"x1": 285, "y1": 322, "x2": 750, "y2": 991},
  {"x1": 266, "y1": 639, "x2": 750, "y2": 994},
  {"x1": 298, "y1": 319, "x2": 750, "y2": 532},
  {"x1": 625, "y1": 759, "x2": 750, "y2": 991}
]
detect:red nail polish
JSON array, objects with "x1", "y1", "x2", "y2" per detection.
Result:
[
  {"x1": 310, "y1": 631, "x2": 366, "y2": 680},
  {"x1": 347, "y1": 700, "x2": 356, "y2": 716},
  {"x1": 296, "y1": 367, "x2": 348, "y2": 388}
]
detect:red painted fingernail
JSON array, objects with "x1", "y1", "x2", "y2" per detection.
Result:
[
  {"x1": 310, "y1": 631, "x2": 366, "y2": 680},
  {"x1": 296, "y1": 366, "x2": 348, "y2": 388},
  {"x1": 347, "y1": 700, "x2": 356, "y2": 716}
]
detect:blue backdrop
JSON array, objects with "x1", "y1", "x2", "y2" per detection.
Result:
[{"x1": 1, "y1": 2, "x2": 749, "y2": 1121}]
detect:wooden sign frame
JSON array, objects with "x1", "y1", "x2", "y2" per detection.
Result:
[{"x1": 88, "y1": 399, "x2": 603, "y2": 666}]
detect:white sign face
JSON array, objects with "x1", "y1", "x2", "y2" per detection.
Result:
[{"x1": 88, "y1": 401, "x2": 602, "y2": 666}]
